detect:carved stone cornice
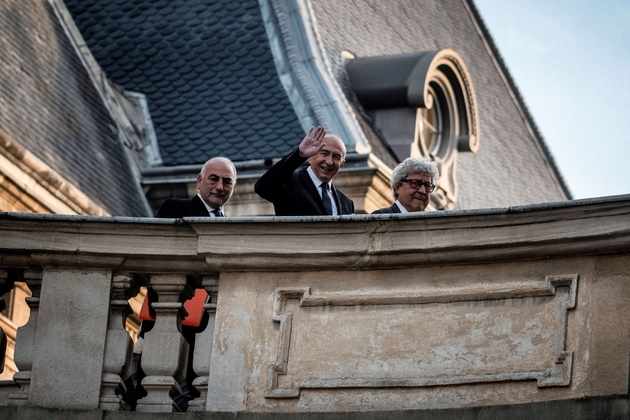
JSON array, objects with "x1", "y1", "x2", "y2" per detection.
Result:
[
  {"x1": 193, "y1": 195, "x2": 630, "y2": 271},
  {"x1": 0, "y1": 195, "x2": 629, "y2": 273}
]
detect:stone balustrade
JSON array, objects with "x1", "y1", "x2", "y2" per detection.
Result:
[{"x1": 1, "y1": 195, "x2": 630, "y2": 415}]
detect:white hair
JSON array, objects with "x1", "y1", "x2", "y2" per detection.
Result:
[
  {"x1": 200, "y1": 157, "x2": 237, "y2": 180},
  {"x1": 390, "y1": 157, "x2": 439, "y2": 199}
]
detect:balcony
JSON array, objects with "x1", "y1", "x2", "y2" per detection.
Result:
[{"x1": 1, "y1": 195, "x2": 630, "y2": 419}]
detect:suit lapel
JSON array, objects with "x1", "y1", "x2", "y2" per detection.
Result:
[
  {"x1": 191, "y1": 195, "x2": 211, "y2": 217},
  {"x1": 331, "y1": 186, "x2": 344, "y2": 214}
]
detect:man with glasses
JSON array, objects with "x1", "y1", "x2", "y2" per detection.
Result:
[{"x1": 372, "y1": 157, "x2": 439, "y2": 214}]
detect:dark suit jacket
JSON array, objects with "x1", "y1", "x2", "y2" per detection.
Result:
[
  {"x1": 254, "y1": 148, "x2": 354, "y2": 216},
  {"x1": 372, "y1": 202, "x2": 402, "y2": 214},
  {"x1": 143, "y1": 195, "x2": 211, "y2": 341},
  {"x1": 156, "y1": 195, "x2": 211, "y2": 218}
]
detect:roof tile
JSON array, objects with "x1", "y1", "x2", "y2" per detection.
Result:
[{"x1": 65, "y1": 0, "x2": 303, "y2": 164}]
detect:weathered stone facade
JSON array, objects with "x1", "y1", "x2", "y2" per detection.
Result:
[{"x1": 1, "y1": 195, "x2": 630, "y2": 415}]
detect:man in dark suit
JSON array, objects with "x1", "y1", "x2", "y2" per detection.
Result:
[
  {"x1": 254, "y1": 126, "x2": 354, "y2": 216},
  {"x1": 157, "y1": 156, "x2": 236, "y2": 218},
  {"x1": 372, "y1": 157, "x2": 439, "y2": 214},
  {"x1": 131, "y1": 157, "x2": 236, "y2": 411}
]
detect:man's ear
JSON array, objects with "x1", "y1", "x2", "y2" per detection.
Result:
[
  {"x1": 196, "y1": 173, "x2": 203, "y2": 188},
  {"x1": 339, "y1": 159, "x2": 345, "y2": 168}
]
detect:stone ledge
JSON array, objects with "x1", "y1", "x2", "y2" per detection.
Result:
[
  {"x1": 3, "y1": 194, "x2": 630, "y2": 272},
  {"x1": 2, "y1": 395, "x2": 630, "y2": 420}
]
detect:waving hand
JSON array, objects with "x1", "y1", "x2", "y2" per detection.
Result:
[{"x1": 298, "y1": 126, "x2": 327, "y2": 158}]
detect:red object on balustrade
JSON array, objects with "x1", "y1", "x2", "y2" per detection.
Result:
[{"x1": 139, "y1": 288, "x2": 208, "y2": 327}]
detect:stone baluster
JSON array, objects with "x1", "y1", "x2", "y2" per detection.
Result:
[
  {"x1": 8, "y1": 270, "x2": 42, "y2": 406},
  {"x1": 188, "y1": 275, "x2": 219, "y2": 412},
  {"x1": 0, "y1": 269, "x2": 15, "y2": 311},
  {"x1": 0, "y1": 269, "x2": 16, "y2": 374},
  {"x1": 135, "y1": 275, "x2": 193, "y2": 412},
  {"x1": 100, "y1": 274, "x2": 136, "y2": 410}
]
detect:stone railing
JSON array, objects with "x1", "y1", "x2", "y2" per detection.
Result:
[{"x1": 1, "y1": 195, "x2": 630, "y2": 415}]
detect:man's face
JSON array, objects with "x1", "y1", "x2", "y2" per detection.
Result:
[
  {"x1": 197, "y1": 160, "x2": 236, "y2": 209},
  {"x1": 308, "y1": 136, "x2": 345, "y2": 183},
  {"x1": 395, "y1": 171, "x2": 433, "y2": 212}
]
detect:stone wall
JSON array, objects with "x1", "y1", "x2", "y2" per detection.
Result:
[{"x1": 0, "y1": 195, "x2": 629, "y2": 413}]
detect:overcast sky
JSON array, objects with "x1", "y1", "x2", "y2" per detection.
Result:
[{"x1": 473, "y1": 0, "x2": 630, "y2": 199}]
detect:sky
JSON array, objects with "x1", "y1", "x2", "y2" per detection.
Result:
[{"x1": 473, "y1": 0, "x2": 630, "y2": 199}]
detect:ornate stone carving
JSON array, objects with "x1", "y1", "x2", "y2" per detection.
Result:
[
  {"x1": 347, "y1": 49, "x2": 480, "y2": 210},
  {"x1": 135, "y1": 275, "x2": 192, "y2": 412},
  {"x1": 99, "y1": 274, "x2": 135, "y2": 411},
  {"x1": 187, "y1": 275, "x2": 219, "y2": 412},
  {"x1": 266, "y1": 274, "x2": 578, "y2": 398}
]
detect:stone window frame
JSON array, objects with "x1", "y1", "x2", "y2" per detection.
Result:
[{"x1": 346, "y1": 49, "x2": 479, "y2": 209}]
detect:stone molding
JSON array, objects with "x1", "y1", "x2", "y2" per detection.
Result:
[
  {"x1": 193, "y1": 196, "x2": 630, "y2": 271},
  {"x1": 1, "y1": 195, "x2": 629, "y2": 272},
  {"x1": 1, "y1": 195, "x2": 630, "y2": 412},
  {"x1": 0, "y1": 132, "x2": 107, "y2": 216},
  {"x1": 260, "y1": 0, "x2": 371, "y2": 154},
  {"x1": 266, "y1": 274, "x2": 577, "y2": 397}
]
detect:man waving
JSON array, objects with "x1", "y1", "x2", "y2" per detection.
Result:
[{"x1": 255, "y1": 126, "x2": 354, "y2": 216}]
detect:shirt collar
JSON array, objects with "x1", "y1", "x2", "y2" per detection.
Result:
[
  {"x1": 197, "y1": 193, "x2": 222, "y2": 217},
  {"x1": 307, "y1": 166, "x2": 340, "y2": 215},
  {"x1": 307, "y1": 166, "x2": 331, "y2": 188},
  {"x1": 394, "y1": 200, "x2": 409, "y2": 213}
]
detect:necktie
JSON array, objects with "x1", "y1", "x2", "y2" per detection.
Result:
[
  {"x1": 211, "y1": 209, "x2": 224, "y2": 217},
  {"x1": 321, "y1": 183, "x2": 333, "y2": 215}
]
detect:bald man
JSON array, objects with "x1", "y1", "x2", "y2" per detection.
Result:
[
  {"x1": 132, "y1": 157, "x2": 236, "y2": 412},
  {"x1": 255, "y1": 126, "x2": 354, "y2": 216},
  {"x1": 156, "y1": 157, "x2": 236, "y2": 218}
]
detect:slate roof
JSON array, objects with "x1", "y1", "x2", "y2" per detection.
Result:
[
  {"x1": 64, "y1": 0, "x2": 304, "y2": 166},
  {"x1": 310, "y1": 0, "x2": 571, "y2": 208},
  {"x1": 0, "y1": 0, "x2": 149, "y2": 216}
]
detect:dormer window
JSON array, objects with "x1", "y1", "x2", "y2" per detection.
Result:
[
  {"x1": 417, "y1": 104, "x2": 437, "y2": 157},
  {"x1": 346, "y1": 50, "x2": 479, "y2": 209}
]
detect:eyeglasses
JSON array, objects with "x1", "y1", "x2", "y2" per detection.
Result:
[{"x1": 400, "y1": 178, "x2": 436, "y2": 192}]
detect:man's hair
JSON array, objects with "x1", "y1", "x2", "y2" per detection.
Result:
[
  {"x1": 390, "y1": 157, "x2": 439, "y2": 199},
  {"x1": 200, "y1": 157, "x2": 237, "y2": 181}
]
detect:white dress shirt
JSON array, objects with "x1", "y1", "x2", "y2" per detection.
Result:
[
  {"x1": 394, "y1": 200, "x2": 408, "y2": 213},
  {"x1": 197, "y1": 193, "x2": 223, "y2": 217},
  {"x1": 307, "y1": 166, "x2": 339, "y2": 215}
]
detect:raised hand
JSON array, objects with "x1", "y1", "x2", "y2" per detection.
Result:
[{"x1": 298, "y1": 126, "x2": 326, "y2": 158}]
